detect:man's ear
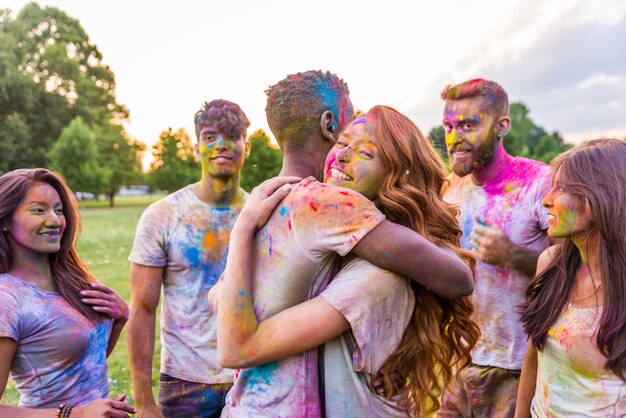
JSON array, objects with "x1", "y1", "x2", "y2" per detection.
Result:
[
  {"x1": 194, "y1": 142, "x2": 200, "y2": 157},
  {"x1": 320, "y1": 111, "x2": 337, "y2": 143},
  {"x1": 497, "y1": 116, "x2": 511, "y2": 138},
  {"x1": 244, "y1": 139, "x2": 251, "y2": 158}
]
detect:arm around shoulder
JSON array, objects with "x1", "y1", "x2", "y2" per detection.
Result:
[{"x1": 352, "y1": 220, "x2": 474, "y2": 299}]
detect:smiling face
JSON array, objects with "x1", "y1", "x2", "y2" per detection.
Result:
[
  {"x1": 542, "y1": 170, "x2": 593, "y2": 239},
  {"x1": 6, "y1": 182, "x2": 66, "y2": 255},
  {"x1": 197, "y1": 125, "x2": 250, "y2": 179},
  {"x1": 443, "y1": 96, "x2": 502, "y2": 177},
  {"x1": 323, "y1": 117, "x2": 384, "y2": 200}
]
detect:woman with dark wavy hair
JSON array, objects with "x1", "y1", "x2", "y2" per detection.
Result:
[
  {"x1": 516, "y1": 139, "x2": 626, "y2": 417},
  {"x1": 0, "y1": 168, "x2": 135, "y2": 417},
  {"x1": 215, "y1": 106, "x2": 480, "y2": 417}
]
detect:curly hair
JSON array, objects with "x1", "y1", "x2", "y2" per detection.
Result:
[
  {"x1": 194, "y1": 99, "x2": 250, "y2": 140},
  {"x1": 0, "y1": 168, "x2": 104, "y2": 323},
  {"x1": 265, "y1": 70, "x2": 354, "y2": 150},
  {"x1": 441, "y1": 78, "x2": 509, "y2": 117},
  {"x1": 520, "y1": 139, "x2": 626, "y2": 381},
  {"x1": 365, "y1": 106, "x2": 480, "y2": 416}
]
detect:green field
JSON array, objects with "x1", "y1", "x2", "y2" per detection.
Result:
[{"x1": 3, "y1": 195, "x2": 163, "y2": 406}]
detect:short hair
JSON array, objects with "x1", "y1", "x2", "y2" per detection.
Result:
[
  {"x1": 441, "y1": 78, "x2": 509, "y2": 117},
  {"x1": 194, "y1": 99, "x2": 250, "y2": 140},
  {"x1": 265, "y1": 70, "x2": 352, "y2": 148}
]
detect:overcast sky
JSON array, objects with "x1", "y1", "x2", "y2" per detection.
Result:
[{"x1": 5, "y1": 0, "x2": 626, "y2": 154}]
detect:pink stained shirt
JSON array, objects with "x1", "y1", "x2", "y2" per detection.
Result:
[{"x1": 444, "y1": 157, "x2": 552, "y2": 370}]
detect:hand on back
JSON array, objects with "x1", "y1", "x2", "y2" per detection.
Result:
[{"x1": 238, "y1": 176, "x2": 302, "y2": 231}]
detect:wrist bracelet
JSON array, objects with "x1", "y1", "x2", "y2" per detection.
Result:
[
  {"x1": 55, "y1": 403, "x2": 66, "y2": 418},
  {"x1": 64, "y1": 404, "x2": 74, "y2": 418}
]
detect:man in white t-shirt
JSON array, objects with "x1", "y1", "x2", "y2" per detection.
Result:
[
  {"x1": 127, "y1": 100, "x2": 251, "y2": 418},
  {"x1": 437, "y1": 79, "x2": 552, "y2": 418}
]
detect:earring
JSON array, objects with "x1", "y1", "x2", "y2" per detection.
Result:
[{"x1": 1, "y1": 227, "x2": 7, "y2": 232}]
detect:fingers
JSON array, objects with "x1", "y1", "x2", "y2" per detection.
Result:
[
  {"x1": 90, "y1": 281, "x2": 113, "y2": 292},
  {"x1": 264, "y1": 182, "x2": 293, "y2": 207},
  {"x1": 109, "y1": 399, "x2": 137, "y2": 414},
  {"x1": 254, "y1": 176, "x2": 301, "y2": 197},
  {"x1": 114, "y1": 393, "x2": 126, "y2": 402}
]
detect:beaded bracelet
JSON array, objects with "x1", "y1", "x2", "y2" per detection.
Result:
[
  {"x1": 55, "y1": 403, "x2": 67, "y2": 418},
  {"x1": 63, "y1": 404, "x2": 74, "y2": 418},
  {"x1": 55, "y1": 402, "x2": 74, "y2": 418}
]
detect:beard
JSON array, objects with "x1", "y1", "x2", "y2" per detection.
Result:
[{"x1": 449, "y1": 134, "x2": 499, "y2": 177}]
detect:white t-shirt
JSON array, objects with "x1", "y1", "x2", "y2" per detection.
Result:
[
  {"x1": 444, "y1": 157, "x2": 552, "y2": 369},
  {"x1": 129, "y1": 185, "x2": 246, "y2": 384},
  {"x1": 531, "y1": 305, "x2": 626, "y2": 417},
  {"x1": 320, "y1": 257, "x2": 414, "y2": 418},
  {"x1": 222, "y1": 178, "x2": 385, "y2": 418}
]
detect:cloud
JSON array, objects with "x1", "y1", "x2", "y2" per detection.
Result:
[{"x1": 576, "y1": 74, "x2": 623, "y2": 90}]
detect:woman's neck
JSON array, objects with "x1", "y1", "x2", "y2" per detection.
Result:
[{"x1": 7, "y1": 250, "x2": 55, "y2": 291}]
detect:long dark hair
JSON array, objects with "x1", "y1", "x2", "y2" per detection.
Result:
[
  {"x1": 366, "y1": 106, "x2": 480, "y2": 415},
  {"x1": 520, "y1": 139, "x2": 626, "y2": 381},
  {"x1": 0, "y1": 168, "x2": 104, "y2": 323}
]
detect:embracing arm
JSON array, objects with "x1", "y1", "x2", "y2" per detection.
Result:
[
  {"x1": 352, "y1": 220, "x2": 474, "y2": 298},
  {"x1": 127, "y1": 263, "x2": 164, "y2": 418},
  {"x1": 217, "y1": 177, "x2": 351, "y2": 368},
  {"x1": 514, "y1": 342, "x2": 538, "y2": 418}
]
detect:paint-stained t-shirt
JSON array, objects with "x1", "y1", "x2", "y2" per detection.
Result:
[
  {"x1": 531, "y1": 306, "x2": 626, "y2": 417},
  {"x1": 0, "y1": 273, "x2": 111, "y2": 408},
  {"x1": 444, "y1": 157, "x2": 552, "y2": 370},
  {"x1": 222, "y1": 177, "x2": 385, "y2": 418},
  {"x1": 320, "y1": 257, "x2": 414, "y2": 418},
  {"x1": 129, "y1": 185, "x2": 246, "y2": 384}
]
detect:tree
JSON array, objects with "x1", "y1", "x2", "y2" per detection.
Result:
[
  {"x1": 48, "y1": 116, "x2": 105, "y2": 194},
  {"x1": 148, "y1": 128, "x2": 199, "y2": 193},
  {"x1": 0, "y1": 3, "x2": 128, "y2": 171},
  {"x1": 240, "y1": 130, "x2": 283, "y2": 191},
  {"x1": 95, "y1": 123, "x2": 144, "y2": 207}
]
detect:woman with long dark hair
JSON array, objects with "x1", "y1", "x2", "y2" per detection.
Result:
[
  {"x1": 516, "y1": 139, "x2": 626, "y2": 417},
  {"x1": 0, "y1": 168, "x2": 136, "y2": 417},
  {"x1": 215, "y1": 106, "x2": 480, "y2": 416}
]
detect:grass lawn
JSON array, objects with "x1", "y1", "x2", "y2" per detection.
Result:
[{"x1": 3, "y1": 195, "x2": 162, "y2": 406}]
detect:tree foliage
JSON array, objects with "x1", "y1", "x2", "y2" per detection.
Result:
[
  {"x1": 240, "y1": 129, "x2": 283, "y2": 191},
  {"x1": 0, "y1": 3, "x2": 128, "y2": 171},
  {"x1": 428, "y1": 101, "x2": 572, "y2": 165},
  {"x1": 148, "y1": 128, "x2": 199, "y2": 193},
  {"x1": 48, "y1": 116, "x2": 104, "y2": 193},
  {"x1": 95, "y1": 123, "x2": 145, "y2": 206}
]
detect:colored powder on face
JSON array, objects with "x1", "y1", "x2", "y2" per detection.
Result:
[{"x1": 353, "y1": 117, "x2": 368, "y2": 125}]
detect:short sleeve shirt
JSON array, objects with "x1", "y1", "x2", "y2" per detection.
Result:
[
  {"x1": 444, "y1": 157, "x2": 552, "y2": 369},
  {"x1": 222, "y1": 178, "x2": 385, "y2": 418},
  {"x1": 129, "y1": 185, "x2": 246, "y2": 384},
  {"x1": 0, "y1": 274, "x2": 111, "y2": 408},
  {"x1": 320, "y1": 258, "x2": 414, "y2": 417}
]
